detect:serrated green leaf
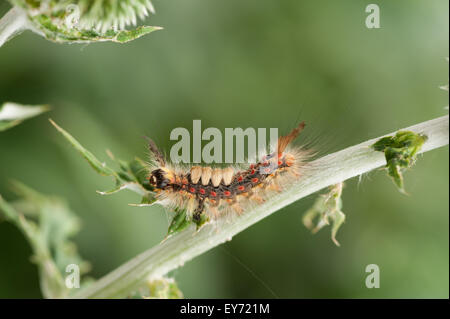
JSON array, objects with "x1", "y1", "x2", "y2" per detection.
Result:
[
  {"x1": 32, "y1": 14, "x2": 162, "y2": 44},
  {"x1": 302, "y1": 183, "x2": 345, "y2": 246},
  {"x1": 193, "y1": 212, "x2": 209, "y2": 231},
  {"x1": 371, "y1": 130, "x2": 427, "y2": 193},
  {"x1": 140, "y1": 193, "x2": 157, "y2": 205},
  {"x1": 50, "y1": 119, "x2": 118, "y2": 178},
  {"x1": 51, "y1": 121, "x2": 155, "y2": 201},
  {"x1": 166, "y1": 209, "x2": 190, "y2": 238},
  {"x1": 97, "y1": 183, "x2": 142, "y2": 196},
  {"x1": 113, "y1": 156, "x2": 150, "y2": 185},
  {"x1": 0, "y1": 181, "x2": 90, "y2": 298},
  {"x1": 0, "y1": 102, "x2": 49, "y2": 131},
  {"x1": 372, "y1": 136, "x2": 394, "y2": 152},
  {"x1": 129, "y1": 158, "x2": 150, "y2": 185},
  {"x1": 331, "y1": 209, "x2": 345, "y2": 247},
  {"x1": 302, "y1": 196, "x2": 326, "y2": 231}
]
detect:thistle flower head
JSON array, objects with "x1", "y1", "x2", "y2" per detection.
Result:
[
  {"x1": 10, "y1": 0, "x2": 156, "y2": 33},
  {"x1": 3, "y1": 0, "x2": 161, "y2": 44}
]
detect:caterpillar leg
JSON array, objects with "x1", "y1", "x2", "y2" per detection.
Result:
[
  {"x1": 207, "y1": 199, "x2": 221, "y2": 218},
  {"x1": 265, "y1": 182, "x2": 282, "y2": 193},
  {"x1": 226, "y1": 197, "x2": 244, "y2": 215},
  {"x1": 193, "y1": 198, "x2": 205, "y2": 222},
  {"x1": 247, "y1": 190, "x2": 265, "y2": 204},
  {"x1": 258, "y1": 176, "x2": 281, "y2": 193},
  {"x1": 231, "y1": 203, "x2": 244, "y2": 215}
]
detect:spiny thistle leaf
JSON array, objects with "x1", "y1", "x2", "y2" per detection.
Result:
[
  {"x1": 50, "y1": 119, "x2": 155, "y2": 200},
  {"x1": 32, "y1": 14, "x2": 161, "y2": 43},
  {"x1": 193, "y1": 211, "x2": 209, "y2": 230},
  {"x1": 49, "y1": 120, "x2": 198, "y2": 237},
  {"x1": 166, "y1": 208, "x2": 190, "y2": 239},
  {"x1": 5, "y1": 0, "x2": 161, "y2": 44},
  {"x1": 97, "y1": 182, "x2": 149, "y2": 196},
  {"x1": 0, "y1": 102, "x2": 49, "y2": 131},
  {"x1": 371, "y1": 130, "x2": 428, "y2": 193},
  {"x1": 49, "y1": 119, "x2": 119, "y2": 177},
  {"x1": 0, "y1": 181, "x2": 90, "y2": 298},
  {"x1": 302, "y1": 183, "x2": 345, "y2": 246}
]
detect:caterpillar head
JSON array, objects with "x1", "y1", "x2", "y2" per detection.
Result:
[{"x1": 149, "y1": 168, "x2": 173, "y2": 190}]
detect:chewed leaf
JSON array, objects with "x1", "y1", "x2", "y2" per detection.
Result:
[
  {"x1": 51, "y1": 121, "x2": 155, "y2": 201},
  {"x1": 129, "y1": 194, "x2": 157, "y2": 207},
  {"x1": 0, "y1": 181, "x2": 90, "y2": 298},
  {"x1": 166, "y1": 209, "x2": 190, "y2": 238},
  {"x1": 0, "y1": 102, "x2": 49, "y2": 131},
  {"x1": 115, "y1": 157, "x2": 151, "y2": 187},
  {"x1": 302, "y1": 183, "x2": 345, "y2": 246},
  {"x1": 97, "y1": 184, "x2": 131, "y2": 196},
  {"x1": 371, "y1": 130, "x2": 427, "y2": 193},
  {"x1": 130, "y1": 277, "x2": 183, "y2": 299},
  {"x1": 194, "y1": 212, "x2": 209, "y2": 231},
  {"x1": 98, "y1": 182, "x2": 152, "y2": 197},
  {"x1": 50, "y1": 119, "x2": 118, "y2": 178},
  {"x1": 302, "y1": 196, "x2": 326, "y2": 231},
  {"x1": 129, "y1": 158, "x2": 151, "y2": 185},
  {"x1": 140, "y1": 193, "x2": 157, "y2": 205},
  {"x1": 331, "y1": 210, "x2": 345, "y2": 247}
]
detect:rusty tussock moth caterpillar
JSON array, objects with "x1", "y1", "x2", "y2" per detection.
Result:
[{"x1": 147, "y1": 122, "x2": 311, "y2": 225}]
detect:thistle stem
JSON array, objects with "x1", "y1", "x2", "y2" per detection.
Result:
[
  {"x1": 73, "y1": 115, "x2": 449, "y2": 298},
  {"x1": 0, "y1": 7, "x2": 30, "y2": 47}
]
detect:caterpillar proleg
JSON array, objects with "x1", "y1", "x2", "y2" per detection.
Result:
[{"x1": 147, "y1": 122, "x2": 311, "y2": 224}]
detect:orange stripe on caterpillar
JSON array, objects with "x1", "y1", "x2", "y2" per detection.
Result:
[{"x1": 147, "y1": 123, "x2": 310, "y2": 223}]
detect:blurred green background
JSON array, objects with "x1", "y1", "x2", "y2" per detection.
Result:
[{"x1": 0, "y1": 0, "x2": 448, "y2": 298}]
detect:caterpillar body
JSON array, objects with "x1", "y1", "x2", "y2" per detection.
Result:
[{"x1": 147, "y1": 122, "x2": 310, "y2": 223}]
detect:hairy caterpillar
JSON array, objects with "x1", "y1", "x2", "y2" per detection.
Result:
[{"x1": 147, "y1": 122, "x2": 310, "y2": 223}]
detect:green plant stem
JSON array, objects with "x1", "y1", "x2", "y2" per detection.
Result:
[
  {"x1": 0, "y1": 7, "x2": 30, "y2": 47},
  {"x1": 73, "y1": 115, "x2": 449, "y2": 299}
]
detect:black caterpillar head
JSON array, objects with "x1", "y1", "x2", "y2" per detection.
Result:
[{"x1": 149, "y1": 168, "x2": 171, "y2": 189}]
